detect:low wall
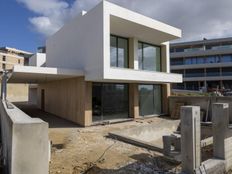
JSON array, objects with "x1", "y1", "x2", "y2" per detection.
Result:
[
  {"x1": 0, "y1": 100, "x2": 49, "y2": 174},
  {"x1": 169, "y1": 96, "x2": 232, "y2": 122}
]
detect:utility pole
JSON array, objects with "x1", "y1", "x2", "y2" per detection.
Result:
[{"x1": 1, "y1": 70, "x2": 8, "y2": 101}]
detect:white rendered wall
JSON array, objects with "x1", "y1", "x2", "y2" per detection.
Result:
[
  {"x1": 45, "y1": 1, "x2": 182, "y2": 83},
  {"x1": 46, "y1": 3, "x2": 104, "y2": 81},
  {"x1": 29, "y1": 53, "x2": 46, "y2": 67},
  {"x1": 102, "y1": 1, "x2": 182, "y2": 83}
]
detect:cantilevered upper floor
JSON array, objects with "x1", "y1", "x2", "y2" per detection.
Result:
[{"x1": 46, "y1": 1, "x2": 182, "y2": 84}]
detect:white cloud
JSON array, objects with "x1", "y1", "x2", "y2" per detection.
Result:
[
  {"x1": 17, "y1": 0, "x2": 232, "y2": 42},
  {"x1": 29, "y1": 17, "x2": 60, "y2": 36}
]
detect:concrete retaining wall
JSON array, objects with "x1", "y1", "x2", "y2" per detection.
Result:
[
  {"x1": 169, "y1": 96, "x2": 232, "y2": 122},
  {"x1": 0, "y1": 100, "x2": 49, "y2": 174}
]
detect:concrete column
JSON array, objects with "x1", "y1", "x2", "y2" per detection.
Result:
[
  {"x1": 212, "y1": 103, "x2": 232, "y2": 171},
  {"x1": 204, "y1": 80, "x2": 207, "y2": 89},
  {"x1": 162, "y1": 84, "x2": 170, "y2": 114},
  {"x1": 129, "y1": 84, "x2": 139, "y2": 118},
  {"x1": 181, "y1": 106, "x2": 201, "y2": 174},
  {"x1": 129, "y1": 38, "x2": 139, "y2": 70},
  {"x1": 161, "y1": 42, "x2": 170, "y2": 73}
]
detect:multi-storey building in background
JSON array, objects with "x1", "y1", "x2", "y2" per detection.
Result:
[
  {"x1": 0, "y1": 47, "x2": 32, "y2": 70},
  {"x1": 0, "y1": 47, "x2": 32, "y2": 101},
  {"x1": 170, "y1": 37, "x2": 232, "y2": 91}
]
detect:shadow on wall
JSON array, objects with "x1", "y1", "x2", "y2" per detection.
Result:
[
  {"x1": 13, "y1": 102, "x2": 81, "y2": 128},
  {"x1": 73, "y1": 153, "x2": 181, "y2": 174}
]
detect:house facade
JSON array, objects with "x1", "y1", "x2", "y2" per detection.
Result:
[
  {"x1": 170, "y1": 37, "x2": 232, "y2": 91},
  {"x1": 8, "y1": 1, "x2": 182, "y2": 126}
]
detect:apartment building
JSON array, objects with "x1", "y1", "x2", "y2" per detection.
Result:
[
  {"x1": 0, "y1": 47, "x2": 32, "y2": 70},
  {"x1": 0, "y1": 47, "x2": 32, "y2": 101},
  {"x1": 170, "y1": 38, "x2": 232, "y2": 91},
  {"x1": 7, "y1": 1, "x2": 182, "y2": 126}
]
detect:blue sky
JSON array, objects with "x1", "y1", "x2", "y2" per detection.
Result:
[
  {"x1": 0, "y1": 0, "x2": 43, "y2": 52},
  {"x1": 1, "y1": 0, "x2": 232, "y2": 53}
]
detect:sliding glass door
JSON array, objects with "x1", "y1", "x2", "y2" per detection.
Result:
[
  {"x1": 92, "y1": 83, "x2": 129, "y2": 122},
  {"x1": 139, "y1": 85, "x2": 162, "y2": 116}
]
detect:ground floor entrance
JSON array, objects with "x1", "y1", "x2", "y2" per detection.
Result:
[
  {"x1": 92, "y1": 83, "x2": 163, "y2": 122},
  {"x1": 92, "y1": 83, "x2": 129, "y2": 122},
  {"x1": 36, "y1": 77, "x2": 168, "y2": 126}
]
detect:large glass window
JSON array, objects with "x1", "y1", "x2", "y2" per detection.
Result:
[
  {"x1": 221, "y1": 55, "x2": 232, "y2": 63},
  {"x1": 110, "y1": 35, "x2": 128, "y2": 68},
  {"x1": 206, "y1": 68, "x2": 220, "y2": 77},
  {"x1": 139, "y1": 85, "x2": 162, "y2": 116},
  {"x1": 185, "y1": 69, "x2": 204, "y2": 77},
  {"x1": 205, "y1": 56, "x2": 220, "y2": 64},
  {"x1": 171, "y1": 70, "x2": 184, "y2": 75},
  {"x1": 196, "y1": 57, "x2": 205, "y2": 64},
  {"x1": 222, "y1": 67, "x2": 232, "y2": 76},
  {"x1": 138, "y1": 42, "x2": 161, "y2": 71},
  {"x1": 171, "y1": 58, "x2": 184, "y2": 65},
  {"x1": 185, "y1": 82, "x2": 199, "y2": 91},
  {"x1": 172, "y1": 83, "x2": 185, "y2": 90},
  {"x1": 92, "y1": 83, "x2": 129, "y2": 122}
]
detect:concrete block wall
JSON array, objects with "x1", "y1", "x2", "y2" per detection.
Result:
[{"x1": 0, "y1": 101, "x2": 49, "y2": 174}]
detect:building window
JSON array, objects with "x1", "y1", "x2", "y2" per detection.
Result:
[
  {"x1": 184, "y1": 57, "x2": 192, "y2": 65},
  {"x1": 185, "y1": 82, "x2": 199, "y2": 91},
  {"x1": 185, "y1": 69, "x2": 204, "y2": 77},
  {"x1": 221, "y1": 55, "x2": 232, "y2": 63},
  {"x1": 92, "y1": 83, "x2": 129, "y2": 122},
  {"x1": 206, "y1": 68, "x2": 220, "y2": 77},
  {"x1": 18, "y1": 59, "x2": 21, "y2": 64},
  {"x1": 196, "y1": 57, "x2": 205, "y2": 64},
  {"x1": 139, "y1": 84, "x2": 162, "y2": 116},
  {"x1": 171, "y1": 70, "x2": 184, "y2": 75},
  {"x1": 170, "y1": 58, "x2": 184, "y2": 65},
  {"x1": 172, "y1": 83, "x2": 184, "y2": 90},
  {"x1": 222, "y1": 67, "x2": 232, "y2": 76},
  {"x1": 205, "y1": 56, "x2": 220, "y2": 64},
  {"x1": 2, "y1": 56, "x2": 6, "y2": 69},
  {"x1": 110, "y1": 35, "x2": 128, "y2": 68},
  {"x1": 138, "y1": 42, "x2": 161, "y2": 71}
]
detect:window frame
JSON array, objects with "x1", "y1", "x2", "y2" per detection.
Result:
[
  {"x1": 138, "y1": 41, "x2": 162, "y2": 72},
  {"x1": 110, "y1": 35, "x2": 129, "y2": 68}
]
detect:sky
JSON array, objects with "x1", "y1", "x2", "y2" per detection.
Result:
[{"x1": 1, "y1": 0, "x2": 232, "y2": 53}]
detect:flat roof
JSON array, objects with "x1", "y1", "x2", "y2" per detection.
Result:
[
  {"x1": 171, "y1": 37, "x2": 232, "y2": 47},
  {"x1": 0, "y1": 47, "x2": 33, "y2": 55},
  {"x1": 107, "y1": 1, "x2": 181, "y2": 44},
  {"x1": 7, "y1": 65, "x2": 84, "y2": 83}
]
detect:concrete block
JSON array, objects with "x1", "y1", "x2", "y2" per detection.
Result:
[
  {"x1": 195, "y1": 159, "x2": 225, "y2": 174},
  {"x1": 163, "y1": 134, "x2": 181, "y2": 157}
]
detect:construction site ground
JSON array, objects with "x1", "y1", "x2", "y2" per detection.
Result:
[{"x1": 16, "y1": 103, "x2": 181, "y2": 174}]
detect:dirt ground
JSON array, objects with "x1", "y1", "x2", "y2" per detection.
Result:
[
  {"x1": 47, "y1": 118, "x2": 181, "y2": 174},
  {"x1": 15, "y1": 103, "x2": 232, "y2": 174}
]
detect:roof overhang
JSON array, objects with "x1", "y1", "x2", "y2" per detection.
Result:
[
  {"x1": 106, "y1": 1, "x2": 182, "y2": 44},
  {"x1": 7, "y1": 65, "x2": 84, "y2": 83}
]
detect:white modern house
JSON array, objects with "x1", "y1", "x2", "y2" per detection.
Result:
[{"x1": 7, "y1": 1, "x2": 182, "y2": 126}]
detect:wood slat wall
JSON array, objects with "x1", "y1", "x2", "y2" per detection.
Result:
[{"x1": 37, "y1": 77, "x2": 92, "y2": 126}]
